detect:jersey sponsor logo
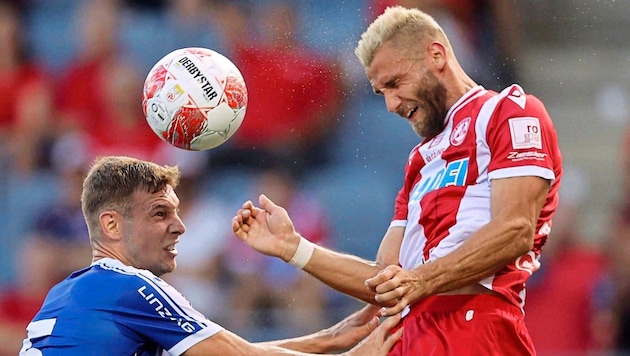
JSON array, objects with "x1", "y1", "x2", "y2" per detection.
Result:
[
  {"x1": 450, "y1": 117, "x2": 471, "y2": 146},
  {"x1": 138, "y1": 286, "x2": 196, "y2": 333},
  {"x1": 508, "y1": 117, "x2": 542, "y2": 149},
  {"x1": 425, "y1": 147, "x2": 446, "y2": 163},
  {"x1": 410, "y1": 158, "x2": 469, "y2": 202},
  {"x1": 506, "y1": 150, "x2": 548, "y2": 161}
]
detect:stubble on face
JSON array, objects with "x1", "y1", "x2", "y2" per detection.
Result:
[
  {"x1": 124, "y1": 187, "x2": 180, "y2": 277},
  {"x1": 411, "y1": 70, "x2": 448, "y2": 140}
]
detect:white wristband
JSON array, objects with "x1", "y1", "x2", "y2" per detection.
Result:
[{"x1": 288, "y1": 236, "x2": 315, "y2": 269}]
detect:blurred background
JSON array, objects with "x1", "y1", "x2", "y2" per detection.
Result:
[{"x1": 0, "y1": 0, "x2": 629, "y2": 355}]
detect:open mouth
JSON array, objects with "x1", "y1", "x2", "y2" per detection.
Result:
[
  {"x1": 165, "y1": 242, "x2": 178, "y2": 254},
  {"x1": 406, "y1": 106, "x2": 419, "y2": 119}
]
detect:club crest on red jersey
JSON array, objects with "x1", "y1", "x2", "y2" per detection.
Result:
[{"x1": 450, "y1": 117, "x2": 471, "y2": 146}]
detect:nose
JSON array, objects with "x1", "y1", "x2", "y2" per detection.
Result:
[
  {"x1": 171, "y1": 214, "x2": 186, "y2": 235},
  {"x1": 383, "y1": 91, "x2": 402, "y2": 113}
]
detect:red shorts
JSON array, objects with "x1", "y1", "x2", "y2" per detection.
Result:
[{"x1": 388, "y1": 294, "x2": 535, "y2": 356}]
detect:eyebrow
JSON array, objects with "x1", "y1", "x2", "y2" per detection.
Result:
[
  {"x1": 149, "y1": 203, "x2": 175, "y2": 212},
  {"x1": 373, "y1": 76, "x2": 399, "y2": 95}
]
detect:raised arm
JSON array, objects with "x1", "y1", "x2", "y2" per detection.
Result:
[{"x1": 232, "y1": 194, "x2": 403, "y2": 304}]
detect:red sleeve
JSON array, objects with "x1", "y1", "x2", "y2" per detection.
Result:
[{"x1": 486, "y1": 85, "x2": 560, "y2": 181}]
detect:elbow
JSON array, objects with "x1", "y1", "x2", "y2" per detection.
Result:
[{"x1": 510, "y1": 217, "x2": 536, "y2": 255}]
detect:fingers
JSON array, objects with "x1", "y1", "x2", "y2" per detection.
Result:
[
  {"x1": 375, "y1": 314, "x2": 403, "y2": 347},
  {"x1": 378, "y1": 301, "x2": 408, "y2": 317},
  {"x1": 379, "y1": 313, "x2": 402, "y2": 332},
  {"x1": 365, "y1": 266, "x2": 414, "y2": 317},
  {"x1": 366, "y1": 316, "x2": 379, "y2": 332},
  {"x1": 384, "y1": 326, "x2": 403, "y2": 349},
  {"x1": 232, "y1": 201, "x2": 257, "y2": 239},
  {"x1": 364, "y1": 265, "x2": 397, "y2": 291},
  {"x1": 352, "y1": 303, "x2": 382, "y2": 324},
  {"x1": 374, "y1": 283, "x2": 411, "y2": 316},
  {"x1": 259, "y1": 193, "x2": 276, "y2": 210},
  {"x1": 365, "y1": 266, "x2": 401, "y2": 305}
]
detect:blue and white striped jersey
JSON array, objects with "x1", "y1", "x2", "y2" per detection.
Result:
[{"x1": 20, "y1": 258, "x2": 223, "y2": 355}]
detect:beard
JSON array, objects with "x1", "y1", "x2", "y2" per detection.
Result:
[{"x1": 410, "y1": 71, "x2": 448, "y2": 140}]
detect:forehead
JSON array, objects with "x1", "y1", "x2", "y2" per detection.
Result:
[
  {"x1": 366, "y1": 43, "x2": 395, "y2": 80},
  {"x1": 133, "y1": 184, "x2": 180, "y2": 209},
  {"x1": 366, "y1": 42, "x2": 418, "y2": 89}
]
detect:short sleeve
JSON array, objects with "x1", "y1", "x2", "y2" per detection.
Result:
[{"x1": 485, "y1": 85, "x2": 559, "y2": 182}]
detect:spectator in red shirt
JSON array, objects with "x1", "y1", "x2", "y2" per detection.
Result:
[
  {"x1": 210, "y1": 1, "x2": 345, "y2": 175},
  {"x1": 54, "y1": 0, "x2": 166, "y2": 162},
  {"x1": 0, "y1": 0, "x2": 55, "y2": 173}
]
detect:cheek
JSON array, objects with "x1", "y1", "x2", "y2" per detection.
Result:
[{"x1": 129, "y1": 223, "x2": 159, "y2": 251}]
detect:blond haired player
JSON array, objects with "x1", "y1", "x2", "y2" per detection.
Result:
[{"x1": 233, "y1": 6, "x2": 562, "y2": 355}]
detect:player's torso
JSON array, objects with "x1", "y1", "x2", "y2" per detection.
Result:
[
  {"x1": 20, "y1": 259, "x2": 222, "y2": 355},
  {"x1": 396, "y1": 84, "x2": 562, "y2": 309},
  {"x1": 399, "y1": 86, "x2": 494, "y2": 268},
  {"x1": 20, "y1": 266, "x2": 163, "y2": 355}
]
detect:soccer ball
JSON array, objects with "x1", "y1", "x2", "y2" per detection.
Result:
[{"x1": 142, "y1": 47, "x2": 248, "y2": 151}]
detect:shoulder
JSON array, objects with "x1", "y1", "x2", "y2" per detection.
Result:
[
  {"x1": 478, "y1": 84, "x2": 555, "y2": 140},
  {"x1": 492, "y1": 84, "x2": 551, "y2": 120},
  {"x1": 87, "y1": 259, "x2": 179, "y2": 303}
]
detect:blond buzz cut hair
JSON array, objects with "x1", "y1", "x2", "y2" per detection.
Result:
[{"x1": 355, "y1": 6, "x2": 448, "y2": 68}]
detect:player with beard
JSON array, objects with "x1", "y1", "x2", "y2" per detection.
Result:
[{"x1": 232, "y1": 5, "x2": 562, "y2": 355}]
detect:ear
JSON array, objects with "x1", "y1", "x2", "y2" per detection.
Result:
[
  {"x1": 99, "y1": 211, "x2": 123, "y2": 241},
  {"x1": 427, "y1": 41, "x2": 447, "y2": 71}
]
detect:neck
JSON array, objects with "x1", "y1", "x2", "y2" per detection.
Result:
[
  {"x1": 444, "y1": 61, "x2": 478, "y2": 109},
  {"x1": 91, "y1": 243, "x2": 127, "y2": 266}
]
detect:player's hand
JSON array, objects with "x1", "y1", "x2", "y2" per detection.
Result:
[
  {"x1": 344, "y1": 311, "x2": 403, "y2": 356},
  {"x1": 365, "y1": 265, "x2": 424, "y2": 316},
  {"x1": 231, "y1": 194, "x2": 300, "y2": 262},
  {"x1": 321, "y1": 304, "x2": 382, "y2": 352}
]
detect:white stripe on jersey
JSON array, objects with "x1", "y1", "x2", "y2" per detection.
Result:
[
  {"x1": 400, "y1": 87, "x2": 489, "y2": 269},
  {"x1": 94, "y1": 258, "x2": 223, "y2": 355},
  {"x1": 96, "y1": 258, "x2": 212, "y2": 328}
]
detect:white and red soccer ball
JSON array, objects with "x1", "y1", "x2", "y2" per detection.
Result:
[{"x1": 142, "y1": 47, "x2": 247, "y2": 151}]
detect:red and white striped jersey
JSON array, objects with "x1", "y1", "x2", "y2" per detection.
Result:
[{"x1": 390, "y1": 84, "x2": 563, "y2": 309}]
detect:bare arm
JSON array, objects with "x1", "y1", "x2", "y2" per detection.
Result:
[
  {"x1": 366, "y1": 175, "x2": 550, "y2": 315},
  {"x1": 232, "y1": 194, "x2": 403, "y2": 304},
  {"x1": 302, "y1": 226, "x2": 403, "y2": 303},
  {"x1": 259, "y1": 304, "x2": 379, "y2": 353},
  {"x1": 182, "y1": 311, "x2": 402, "y2": 356}
]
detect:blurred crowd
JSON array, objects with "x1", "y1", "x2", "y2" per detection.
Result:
[{"x1": 0, "y1": 0, "x2": 628, "y2": 355}]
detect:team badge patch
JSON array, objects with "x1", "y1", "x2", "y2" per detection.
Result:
[
  {"x1": 508, "y1": 117, "x2": 542, "y2": 149},
  {"x1": 450, "y1": 117, "x2": 471, "y2": 146}
]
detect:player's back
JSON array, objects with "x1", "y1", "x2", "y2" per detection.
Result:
[{"x1": 20, "y1": 258, "x2": 222, "y2": 355}]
